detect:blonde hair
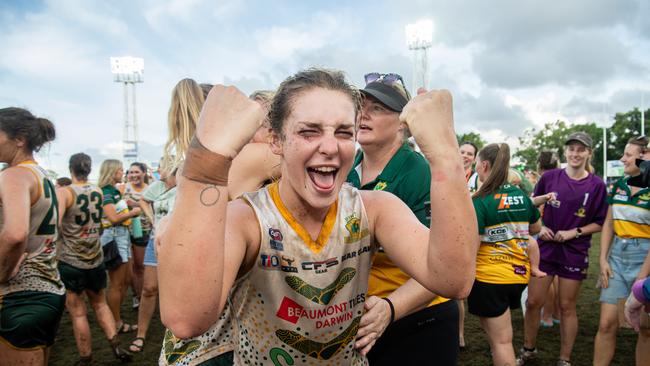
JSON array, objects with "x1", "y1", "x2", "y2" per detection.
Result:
[
  {"x1": 98, "y1": 159, "x2": 123, "y2": 188},
  {"x1": 162, "y1": 78, "x2": 205, "y2": 175}
]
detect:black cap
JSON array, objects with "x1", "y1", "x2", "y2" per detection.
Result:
[
  {"x1": 361, "y1": 82, "x2": 409, "y2": 112},
  {"x1": 565, "y1": 132, "x2": 593, "y2": 148}
]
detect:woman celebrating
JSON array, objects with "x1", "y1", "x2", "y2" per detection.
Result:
[
  {"x1": 56, "y1": 153, "x2": 132, "y2": 364},
  {"x1": 158, "y1": 69, "x2": 478, "y2": 365},
  {"x1": 0, "y1": 107, "x2": 65, "y2": 364},
  {"x1": 346, "y1": 72, "x2": 460, "y2": 365},
  {"x1": 593, "y1": 136, "x2": 650, "y2": 365},
  {"x1": 123, "y1": 161, "x2": 150, "y2": 309},
  {"x1": 98, "y1": 159, "x2": 142, "y2": 334},
  {"x1": 519, "y1": 132, "x2": 608, "y2": 366},
  {"x1": 468, "y1": 143, "x2": 542, "y2": 365}
]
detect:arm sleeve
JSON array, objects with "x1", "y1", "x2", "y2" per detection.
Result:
[
  {"x1": 472, "y1": 197, "x2": 486, "y2": 234},
  {"x1": 142, "y1": 181, "x2": 164, "y2": 202},
  {"x1": 591, "y1": 179, "x2": 609, "y2": 226},
  {"x1": 101, "y1": 186, "x2": 116, "y2": 206}
]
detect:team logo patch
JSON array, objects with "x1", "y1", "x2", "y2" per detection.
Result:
[
  {"x1": 513, "y1": 264, "x2": 527, "y2": 275},
  {"x1": 373, "y1": 181, "x2": 387, "y2": 191},
  {"x1": 574, "y1": 207, "x2": 586, "y2": 218},
  {"x1": 344, "y1": 214, "x2": 369, "y2": 244},
  {"x1": 269, "y1": 228, "x2": 284, "y2": 251},
  {"x1": 638, "y1": 192, "x2": 650, "y2": 201}
]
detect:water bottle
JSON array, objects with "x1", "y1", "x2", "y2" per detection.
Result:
[{"x1": 131, "y1": 216, "x2": 143, "y2": 239}]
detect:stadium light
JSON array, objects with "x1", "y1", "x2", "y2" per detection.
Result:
[
  {"x1": 110, "y1": 56, "x2": 144, "y2": 163},
  {"x1": 405, "y1": 20, "x2": 433, "y2": 94}
]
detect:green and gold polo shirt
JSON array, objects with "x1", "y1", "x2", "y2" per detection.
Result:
[
  {"x1": 609, "y1": 177, "x2": 650, "y2": 239},
  {"x1": 347, "y1": 142, "x2": 448, "y2": 306}
]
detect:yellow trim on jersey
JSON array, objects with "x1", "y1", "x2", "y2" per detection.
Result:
[
  {"x1": 268, "y1": 182, "x2": 338, "y2": 254},
  {"x1": 613, "y1": 220, "x2": 650, "y2": 239},
  {"x1": 15, "y1": 163, "x2": 42, "y2": 206}
]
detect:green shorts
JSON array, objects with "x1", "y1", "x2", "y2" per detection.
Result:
[
  {"x1": 0, "y1": 291, "x2": 66, "y2": 349},
  {"x1": 58, "y1": 262, "x2": 107, "y2": 294}
]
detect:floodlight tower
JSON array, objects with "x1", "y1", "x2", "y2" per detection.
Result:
[
  {"x1": 110, "y1": 57, "x2": 144, "y2": 164},
  {"x1": 405, "y1": 20, "x2": 433, "y2": 95}
]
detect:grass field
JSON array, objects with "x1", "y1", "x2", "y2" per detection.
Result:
[{"x1": 50, "y1": 234, "x2": 639, "y2": 365}]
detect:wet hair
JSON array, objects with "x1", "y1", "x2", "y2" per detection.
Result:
[
  {"x1": 460, "y1": 141, "x2": 478, "y2": 156},
  {"x1": 268, "y1": 68, "x2": 361, "y2": 137},
  {"x1": 627, "y1": 135, "x2": 649, "y2": 154},
  {"x1": 474, "y1": 143, "x2": 511, "y2": 198},
  {"x1": 537, "y1": 150, "x2": 560, "y2": 173},
  {"x1": 56, "y1": 177, "x2": 72, "y2": 187},
  {"x1": 162, "y1": 78, "x2": 205, "y2": 175},
  {"x1": 129, "y1": 162, "x2": 149, "y2": 184},
  {"x1": 0, "y1": 107, "x2": 55, "y2": 153},
  {"x1": 98, "y1": 159, "x2": 122, "y2": 188},
  {"x1": 69, "y1": 153, "x2": 92, "y2": 181},
  {"x1": 200, "y1": 83, "x2": 213, "y2": 100}
]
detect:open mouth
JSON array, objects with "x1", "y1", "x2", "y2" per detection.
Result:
[
  {"x1": 359, "y1": 123, "x2": 372, "y2": 132},
  {"x1": 307, "y1": 166, "x2": 339, "y2": 192}
]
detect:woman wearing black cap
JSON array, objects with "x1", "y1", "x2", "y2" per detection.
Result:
[{"x1": 346, "y1": 73, "x2": 460, "y2": 365}]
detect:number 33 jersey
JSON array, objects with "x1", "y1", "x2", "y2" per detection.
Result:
[
  {"x1": 0, "y1": 162, "x2": 64, "y2": 296},
  {"x1": 58, "y1": 183, "x2": 104, "y2": 269}
]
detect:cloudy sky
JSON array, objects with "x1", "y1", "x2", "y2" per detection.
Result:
[{"x1": 1, "y1": 0, "x2": 649, "y2": 177}]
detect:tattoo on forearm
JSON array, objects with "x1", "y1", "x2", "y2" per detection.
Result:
[{"x1": 200, "y1": 185, "x2": 221, "y2": 206}]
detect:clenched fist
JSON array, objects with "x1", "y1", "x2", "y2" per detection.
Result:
[{"x1": 197, "y1": 85, "x2": 265, "y2": 159}]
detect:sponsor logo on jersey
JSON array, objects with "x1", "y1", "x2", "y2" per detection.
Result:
[
  {"x1": 513, "y1": 264, "x2": 527, "y2": 275},
  {"x1": 341, "y1": 245, "x2": 372, "y2": 262},
  {"x1": 275, "y1": 293, "x2": 365, "y2": 329},
  {"x1": 574, "y1": 207, "x2": 586, "y2": 218},
  {"x1": 638, "y1": 192, "x2": 650, "y2": 201},
  {"x1": 268, "y1": 228, "x2": 284, "y2": 251},
  {"x1": 486, "y1": 226, "x2": 509, "y2": 241},
  {"x1": 495, "y1": 193, "x2": 525, "y2": 210},
  {"x1": 302, "y1": 257, "x2": 339, "y2": 273},
  {"x1": 344, "y1": 214, "x2": 369, "y2": 244},
  {"x1": 259, "y1": 253, "x2": 298, "y2": 273},
  {"x1": 613, "y1": 194, "x2": 629, "y2": 202}
]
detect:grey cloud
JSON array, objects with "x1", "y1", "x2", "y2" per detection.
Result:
[{"x1": 455, "y1": 90, "x2": 533, "y2": 135}]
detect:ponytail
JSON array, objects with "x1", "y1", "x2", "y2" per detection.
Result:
[{"x1": 474, "y1": 143, "x2": 510, "y2": 198}]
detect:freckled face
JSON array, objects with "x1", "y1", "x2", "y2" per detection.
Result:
[{"x1": 274, "y1": 88, "x2": 357, "y2": 210}]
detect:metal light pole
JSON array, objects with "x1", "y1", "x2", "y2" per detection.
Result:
[
  {"x1": 110, "y1": 57, "x2": 144, "y2": 165},
  {"x1": 405, "y1": 20, "x2": 433, "y2": 95},
  {"x1": 642, "y1": 92, "x2": 645, "y2": 136}
]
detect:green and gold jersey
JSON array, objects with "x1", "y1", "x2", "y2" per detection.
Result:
[
  {"x1": 160, "y1": 182, "x2": 374, "y2": 365},
  {"x1": 0, "y1": 162, "x2": 64, "y2": 296},
  {"x1": 59, "y1": 183, "x2": 104, "y2": 269},
  {"x1": 609, "y1": 177, "x2": 650, "y2": 239},
  {"x1": 347, "y1": 142, "x2": 448, "y2": 307},
  {"x1": 473, "y1": 184, "x2": 540, "y2": 284}
]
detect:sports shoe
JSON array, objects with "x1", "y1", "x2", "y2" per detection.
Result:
[
  {"x1": 556, "y1": 359, "x2": 572, "y2": 366},
  {"x1": 516, "y1": 347, "x2": 537, "y2": 366}
]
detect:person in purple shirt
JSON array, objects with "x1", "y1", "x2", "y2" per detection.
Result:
[{"x1": 518, "y1": 132, "x2": 608, "y2": 366}]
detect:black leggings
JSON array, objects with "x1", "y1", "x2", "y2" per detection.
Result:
[{"x1": 367, "y1": 300, "x2": 459, "y2": 366}]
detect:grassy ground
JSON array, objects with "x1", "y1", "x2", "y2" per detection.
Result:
[{"x1": 50, "y1": 234, "x2": 639, "y2": 365}]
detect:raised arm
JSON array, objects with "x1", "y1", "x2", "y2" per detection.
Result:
[
  {"x1": 368, "y1": 90, "x2": 478, "y2": 299},
  {"x1": 158, "y1": 85, "x2": 264, "y2": 339}
]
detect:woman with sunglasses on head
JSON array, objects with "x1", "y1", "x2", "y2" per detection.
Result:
[
  {"x1": 518, "y1": 132, "x2": 608, "y2": 366},
  {"x1": 0, "y1": 107, "x2": 65, "y2": 365},
  {"x1": 157, "y1": 68, "x2": 477, "y2": 365},
  {"x1": 124, "y1": 162, "x2": 150, "y2": 310},
  {"x1": 593, "y1": 136, "x2": 650, "y2": 365},
  {"x1": 344, "y1": 72, "x2": 461, "y2": 365}
]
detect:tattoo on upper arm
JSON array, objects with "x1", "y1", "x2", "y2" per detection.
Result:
[{"x1": 200, "y1": 185, "x2": 221, "y2": 206}]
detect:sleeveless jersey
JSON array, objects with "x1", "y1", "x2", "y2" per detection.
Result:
[
  {"x1": 160, "y1": 182, "x2": 374, "y2": 366},
  {"x1": 58, "y1": 183, "x2": 104, "y2": 269},
  {"x1": 124, "y1": 182, "x2": 152, "y2": 232},
  {"x1": 0, "y1": 162, "x2": 64, "y2": 296}
]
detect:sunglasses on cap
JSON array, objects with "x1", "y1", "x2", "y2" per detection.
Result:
[{"x1": 364, "y1": 73, "x2": 411, "y2": 99}]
